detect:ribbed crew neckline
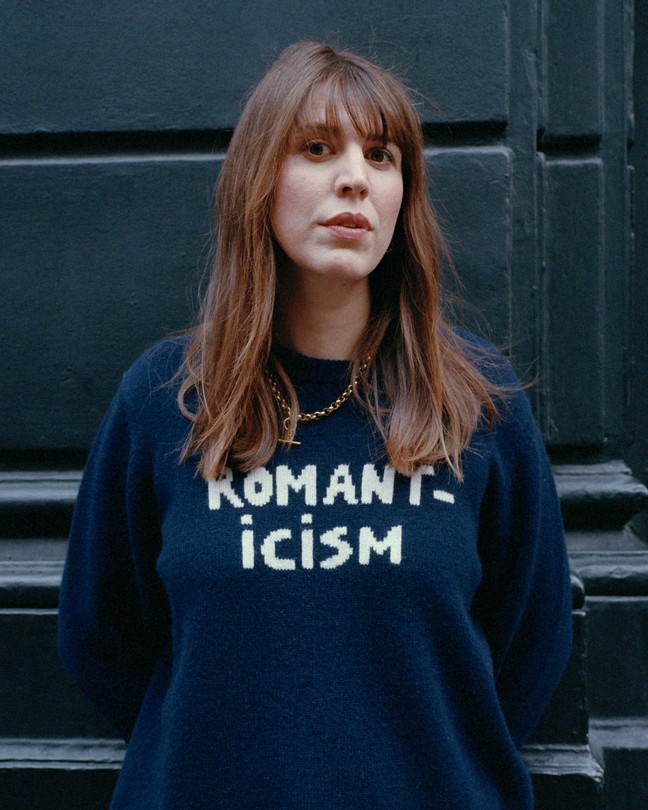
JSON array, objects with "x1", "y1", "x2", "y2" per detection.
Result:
[{"x1": 273, "y1": 345, "x2": 352, "y2": 385}]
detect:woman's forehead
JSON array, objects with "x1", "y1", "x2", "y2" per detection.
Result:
[{"x1": 294, "y1": 83, "x2": 397, "y2": 142}]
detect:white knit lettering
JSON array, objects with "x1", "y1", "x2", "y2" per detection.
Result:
[
  {"x1": 323, "y1": 465, "x2": 359, "y2": 505},
  {"x1": 360, "y1": 464, "x2": 395, "y2": 504},
  {"x1": 210, "y1": 463, "x2": 456, "y2": 513},
  {"x1": 243, "y1": 467, "x2": 273, "y2": 507},
  {"x1": 275, "y1": 464, "x2": 317, "y2": 506},
  {"x1": 208, "y1": 470, "x2": 244, "y2": 509},
  {"x1": 408, "y1": 465, "x2": 436, "y2": 505},
  {"x1": 260, "y1": 529, "x2": 295, "y2": 570},
  {"x1": 358, "y1": 525, "x2": 402, "y2": 565},
  {"x1": 240, "y1": 520, "x2": 408, "y2": 571},
  {"x1": 240, "y1": 515, "x2": 255, "y2": 569},
  {"x1": 301, "y1": 513, "x2": 314, "y2": 569},
  {"x1": 319, "y1": 526, "x2": 354, "y2": 569}
]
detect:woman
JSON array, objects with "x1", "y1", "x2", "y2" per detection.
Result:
[{"x1": 58, "y1": 41, "x2": 572, "y2": 809}]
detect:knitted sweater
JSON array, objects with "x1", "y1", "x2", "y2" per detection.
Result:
[{"x1": 58, "y1": 336, "x2": 572, "y2": 809}]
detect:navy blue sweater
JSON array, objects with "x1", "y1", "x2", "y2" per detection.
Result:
[{"x1": 58, "y1": 337, "x2": 572, "y2": 809}]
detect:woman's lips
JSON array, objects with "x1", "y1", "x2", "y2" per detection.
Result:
[
  {"x1": 325, "y1": 224, "x2": 370, "y2": 240},
  {"x1": 322, "y1": 212, "x2": 372, "y2": 240}
]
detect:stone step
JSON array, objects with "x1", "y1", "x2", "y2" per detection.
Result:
[
  {"x1": 570, "y1": 548, "x2": 648, "y2": 596},
  {"x1": 589, "y1": 718, "x2": 648, "y2": 810},
  {"x1": 524, "y1": 744, "x2": 604, "y2": 809},
  {"x1": 0, "y1": 608, "x2": 117, "y2": 739},
  {"x1": 0, "y1": 471, "x2": 80, "y2": 539},
  {"x1": 0, "y1": 737, "x2": 122, "y2": 810},
  {"x1": 554, "y1": 462, "x2": 648, "y2": 531},
  {"x1": 584, "y1": 595, "x2": 648, "y2": 719},
  {"x1": 568, "y1": 547, "x2": 648, "y2": 720},
  {"x1": 570, "y1": 541, "x2": 648, "y2": 810},
  {"x1": 0, "y1": 538, "x2": 66, "y2": 608},
  {"x1": 0, "y1": 736, "x2": 607, "y2": 810},
  {"x1": 530, "y1": 575, "x2": 589, "y2": 746}
]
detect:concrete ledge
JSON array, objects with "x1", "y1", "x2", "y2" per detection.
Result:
[
  {"x1": 524, "y1": 744, "x2": 605, "y2": 810},
  {"x1": 554, "y1": 462, "x2": 648, "y2": 530},
  {"x1": 589, "y1": 718, "x2": 648, "y2": 810},
  {"x1": 570, "y1": 550, "x2": 648, "y2": 595},
  {"x1": 0, "y1": 737, "x2": 124, "y2": 769},
  {"x1": 523, "y1": 743, "x2": 604, "y2": 778},
  {"x1": 589, "y1": 717, "x2": 648, "y2": 754},
  {"x1": 0, "y1": 471, "x2": 81, "y2": 538}
]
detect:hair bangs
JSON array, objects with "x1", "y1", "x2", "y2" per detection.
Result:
[{"x1": 296, "y1": 66, "x2": 412, "y2": 151}]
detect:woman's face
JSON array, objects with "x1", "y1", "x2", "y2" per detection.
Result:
[{"x1": 270, "y1": 102, "x2": 404, "y2": 287}]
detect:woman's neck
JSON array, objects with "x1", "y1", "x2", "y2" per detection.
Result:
[{"x1": 275, "y1": 272, "x2": 370, "y2": 360}]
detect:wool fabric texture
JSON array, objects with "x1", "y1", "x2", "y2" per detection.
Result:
[{"x1": 58, "y1": 335, "x2": 573, "y2": 809}]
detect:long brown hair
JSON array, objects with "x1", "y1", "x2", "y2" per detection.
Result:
[{"x1": 178, "y1": 41, "x2": 502, "y2": 480}]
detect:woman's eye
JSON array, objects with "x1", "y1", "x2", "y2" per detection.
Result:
[
  {"x1": 304, "y1": 141, "x2": 329, "y2": 157},
  {"x1": 368, "y1": 147, "x2": 393, "y2": 164}
]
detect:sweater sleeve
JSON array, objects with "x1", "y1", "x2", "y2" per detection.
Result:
[
  {"x1": 472, "y1": 383, "x2": 573, "y2": 749},
  {"x1": 58, "y1": 381, "x2": 169, "y2": 740}
]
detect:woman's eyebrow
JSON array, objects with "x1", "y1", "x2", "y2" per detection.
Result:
[
  {"x1": 295, "y1": 121, "x2": 335, "y2": 137},
  {"x1": 295, "y1": 121, "x2": 390, "y2": 145}
]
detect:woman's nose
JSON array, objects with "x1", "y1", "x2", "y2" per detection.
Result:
[{"x1": 335, "y1": 147, "x2": 369, "y2": 199}]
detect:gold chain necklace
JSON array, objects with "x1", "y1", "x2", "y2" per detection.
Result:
[{"x1": 267, "y1": 356, "x2": 370, "y2": 446}]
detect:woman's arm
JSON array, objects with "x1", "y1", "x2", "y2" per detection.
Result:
[
  {"x1": 473, "y1": 379, "x2": 573, "y2": 748},
  {"x1": 58, "y1": 383, "x2": 169, "y2": 740}
]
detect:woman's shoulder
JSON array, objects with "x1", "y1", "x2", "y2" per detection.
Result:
[
  {"x1": 448, "y1": 327, "x2": 544, "y2": 452},
  {"x1": 117, "y1": 334, "x2": 191, "y2": 414},
  {"x1": 449, "y1": 327, "x2": 522, "y2": 390}
]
